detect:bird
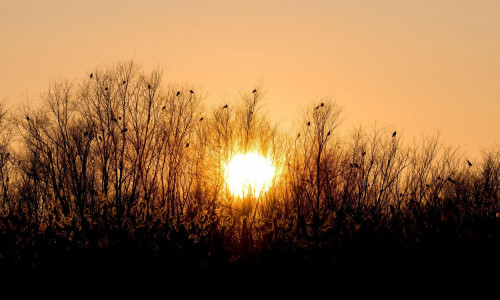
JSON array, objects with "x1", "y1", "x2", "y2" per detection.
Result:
[
  {"x1": 199, "y1": 117, "x2": 204, "y2": 121},
  {"x1": 321, "y1": 102, "x2": 324, "y2": 107},
  {"x1": 353, "y1": 163, "x2": 360, "y2": 168},
  {"x1": 6, "y1": 152, "x2": 9, "y2": 157},
  {"x1": 123, "y1": 80, "x2": 126, "y2": 84},
  {"x1": 307, "y1": 121, "x2": 311, "y2": 126},
  {"x1": 185, "y1": 142, "x2": 189, "y2": 148},
  {"x1": 118, "y1": 116, "x2": 121, "y2": 120},
  {"x1": 26, "y1": 116, "x2": 30, "y2": 121},
  {"x1": 121, "y1": 128, "x2": 128, "y2": 133},
  {"x1": 467, "y1": 160, "x2": 472, "y2": 167},
  {"x1": 392, "y1": 131, "x2": 397, "y2": 137},
  {"x1": 223, "y1": 104, "x2": 228, "y2": 109},
  {"x1": 176, "y1": 91, "x2": 181, "y2": 96},
  {"x1": 148, "y1": 84, "x2": 151, "y2": 89},
  {"x1": 18, "y1": 160, "x2": 21, "y2": 166},
  {"x1": 327, "y1": 131, "x2": 331, "y2": 136},
  {"x1": 252, "y1": 89, "x2": 257, "y2": 93},
  {"x1": 105, "y1": 87, "x2": 108, "y2": 91},
  {"x1": 190, "y1": 90, "x2": 194, "y2": 94},
  {"x1": 162, "y1": 105, "x2": 166, "y2": 110},
  {"x1": 90, "y1": 73, "x2": 93, "y2": 79},
  {"x1": 297, "y1": 133, "x2": 301, "y2": 138}
]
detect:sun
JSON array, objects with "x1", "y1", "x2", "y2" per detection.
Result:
[{"x1": 226, "y1": 152, "x2": 276, "y2": 198}]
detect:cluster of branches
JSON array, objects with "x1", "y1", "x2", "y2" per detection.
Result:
[{"x1": 0, "y1": 62, "x2": 499, "y2": 257}]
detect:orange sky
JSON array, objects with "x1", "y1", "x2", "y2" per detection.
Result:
[{"x1": 1, "y1": 0, "x2": 499, "y2": 157}]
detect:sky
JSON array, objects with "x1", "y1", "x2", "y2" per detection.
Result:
[{"x1": 1, "y1": 0, "x2": 499, "y2": 157}]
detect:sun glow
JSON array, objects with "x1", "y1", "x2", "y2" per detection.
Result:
[{"x1": 226, "y1": 152, "x2": 276, "y2": 198}]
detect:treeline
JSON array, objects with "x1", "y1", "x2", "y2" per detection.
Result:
[{"x1": 0, "y1": 61, "x2": 499, "y2": 269}]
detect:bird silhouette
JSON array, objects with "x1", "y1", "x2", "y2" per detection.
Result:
[
  {"x1": 185, "y1": 142, "x2": 189, "y2": 148},
  {"x1": 90, "y1": 73, "x2": 93, "y2": 79},
  {"x1": 176, "y1": 91, "x2": 181, "y2": 96},
  {"x1": 6, "y1": 152, "x2": 10, "y2": 158},
  {"x1": 190, "y1": 90, "x2": 194, "y2": 94},
  {"x1": 353, "y1": 163, "x2": 360, "y2": 168},
  {"x1": 297, "y1": 133, "x2": 301, "y2": 138},
  {"x1": 327, "y1": 131, "x2": 331, "y2": 136},
  {"x1": 392, "y1": 131, "x2": 397, "y2": 137},
  {"x1": 223, "y1": 104, "x2": 228, "y2": 109},
  {"x1": 121, "y1": 128, "x2": 128, "y2": 133},
  {"x1": 252, "y1": 89, "x2": 257, "y2": 93},
  {"x1": 321, "y1": 102, "x2": 324, "y2": 107},
  {"x1": 148, "y1": 84, "x2": 151, "y2": 89},
  {"x1": 123, "y1": 80, "x2": 126, "y2": 84},
  {"x1": 162, "y1": 105, "x2": 166, "y2": 110},
  {"x1": 467, "y1": 160, "x2": 472, "y2": 167},
  {"x1": 26, "y1": 116, "x2": 30, "y2": 121},
  {"x1": 199, "y1": 117, "x2": 204, "y2": 121},
  {"x1": 307, "y1": 121, "x2": 311, "y2": 126},
  {"x1": 105, "y1": 87, "x2": 108, "y2": 91}
]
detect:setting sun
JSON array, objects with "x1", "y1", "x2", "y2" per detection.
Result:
[{"x1": 226, "y1": 152, "x2": 276, "y2": 198}]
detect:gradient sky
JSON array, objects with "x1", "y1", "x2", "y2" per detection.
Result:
[{"x1": 1, "y1": 0, "x2": 499, "y2": 157}]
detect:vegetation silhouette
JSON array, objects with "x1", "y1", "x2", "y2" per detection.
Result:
[{"x1": 0, "y1": 61, "x2": 499, "y2": 281}]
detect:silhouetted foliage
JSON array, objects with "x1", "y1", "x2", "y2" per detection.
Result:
[{"x1": 0, "y1": 61, "x2": 499, "y2": 279}]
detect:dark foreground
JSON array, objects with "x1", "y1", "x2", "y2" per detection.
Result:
[{"x1": 1, "y1": 214, "x2": 499, "y2": 290}]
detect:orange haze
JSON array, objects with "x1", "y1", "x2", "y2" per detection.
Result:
[{"x1": 1, "y1": 0, "x2": 499, "y2": 157}]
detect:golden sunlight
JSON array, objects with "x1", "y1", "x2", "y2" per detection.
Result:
[{"x1": 226, "y1": 152, "x2": 276, "y2": 198}]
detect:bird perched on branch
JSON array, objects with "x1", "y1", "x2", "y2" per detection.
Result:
[
  {"x1": 199, "y1": 117, "x2": 204, "y2": 121},
  {"x1": 90, "y1": 73, "x2": 93, "y2": 79},
  {"x1": 467, "y1": 160, "x2": 472, "y2": 167},
  {"x1": 321, "y1": 102, "x2": 324, "y2": 107},
  {"x1": 252, "y1": 89, "x2": 257, "y2": 93},
  {"x1": 223, "y1": 104, "x2": 228, "y2": 109},
  {"x1": 307, "y1": 121, "x2": 311, "y2": 126},
  {"x1": 186, "y1": 143, "x2": 189, "y2": 148},
  {"x1": 392, "y1": 131, "x2": 397, "y2": 137},
  {"x1": 26, "y1": 116, "x2": 30, "y2": 121},
  {"x1": 148, "y1": 84, "x2": 151, "y2": 89},
  {"x1": 190, "y1": 90, "x2": 194, "y2": 94},
  {"x1": 162, "y1": 105, "x2": 166, "y2": 110},
  {"x1": 176, "y1": 91, "x2": 181, "y2": 96},
  {"x1": 121, "y1": 128, "x2": 128, "y2": 133}
]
